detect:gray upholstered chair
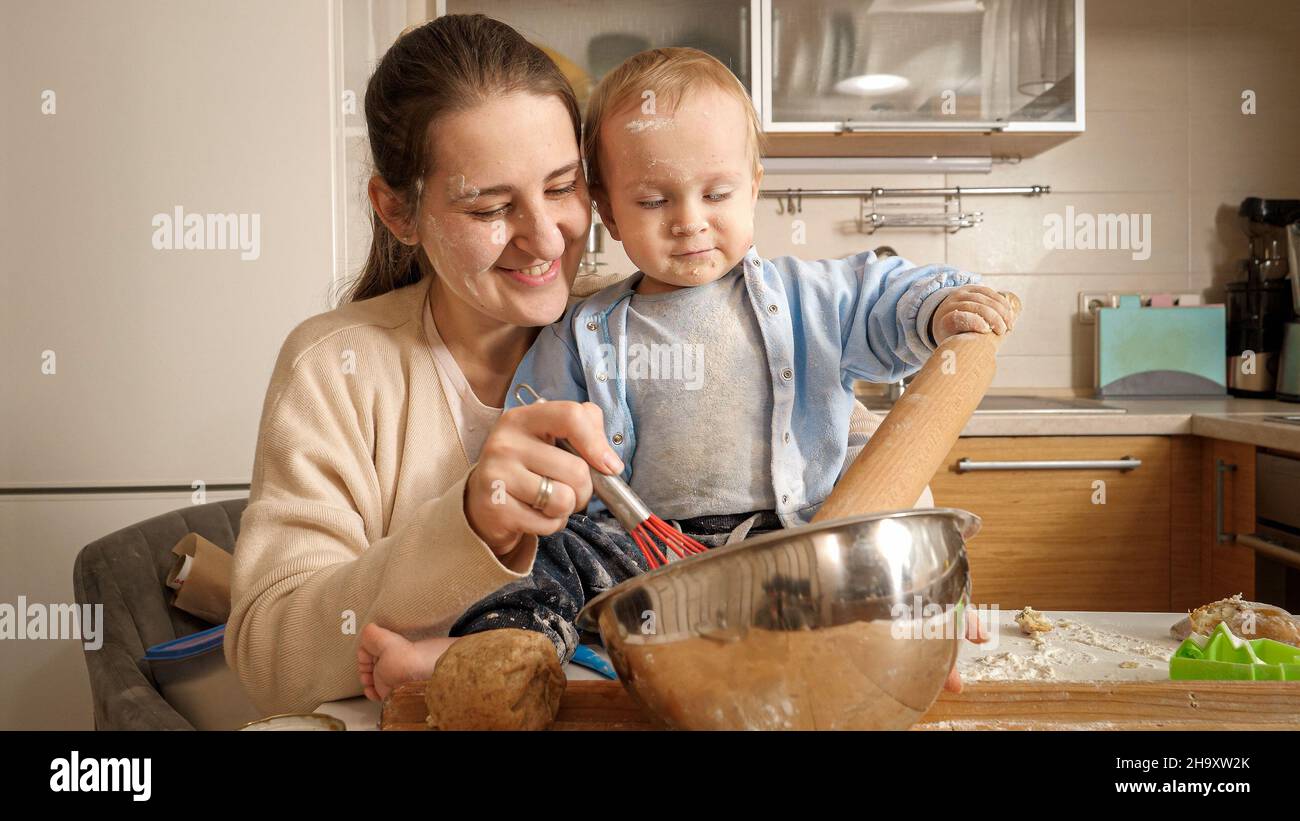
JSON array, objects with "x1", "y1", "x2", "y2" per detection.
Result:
[{"x1": 73, "y1": 498, "x2": 247, "y2": 730}]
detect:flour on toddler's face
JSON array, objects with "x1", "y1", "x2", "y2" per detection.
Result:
[{"x1": 592, "y1": 83, "x2": 764, "y2": 296}]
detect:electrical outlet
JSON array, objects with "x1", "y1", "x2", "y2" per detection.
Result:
[
  {"x1": 1079, "y1": 291, "x2": 1203, "y2": 322},
  {"x1": 1078, "y1": 291, "x2": 1118, "y2": 324}
]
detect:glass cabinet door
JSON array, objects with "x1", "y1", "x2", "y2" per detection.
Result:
[
  {"x1": 444, "y1": 0, "x2": 757, "y2": 112},
  {"x1": 764, "y1": 0, "x2": 1081, "y2": 132}
]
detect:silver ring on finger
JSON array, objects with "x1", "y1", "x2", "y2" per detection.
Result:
[{"x1": 531, "y1": 475, "x2": 554, "y2": 511}]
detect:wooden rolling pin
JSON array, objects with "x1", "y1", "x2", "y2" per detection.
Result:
[{"x1": 813, "y1": 293, "x2": 1021, "y2": 522}]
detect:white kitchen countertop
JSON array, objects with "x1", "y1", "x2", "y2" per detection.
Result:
[
  {"x1": 314, "y1": 609, "x2": 1188, "y2": 731},
  {"x1": 956, "y1": 608, "x2": 1181, "y2": 683},
  {"x1": 956, "y1": 397, "x2": 1300, "y2": 452}
]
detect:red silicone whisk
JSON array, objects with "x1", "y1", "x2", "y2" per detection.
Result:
[{"x1": 514, "y1": 384, "x2": 709, "y2": 569}]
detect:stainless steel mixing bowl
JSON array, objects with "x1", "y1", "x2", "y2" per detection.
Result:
[{"x1": 577, "y1": 508, "x2": 979, "y2": 730}]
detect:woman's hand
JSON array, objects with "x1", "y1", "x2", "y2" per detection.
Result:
[
  {"x1": 943, "y1": 604, "x2": 991, "y2": 693},
  {"x1": 464, "y1": 400, "x2": 624, "y2": 555},
  {"x1": 931, "y1": 285, "x2": 1019, "y2": 345}
]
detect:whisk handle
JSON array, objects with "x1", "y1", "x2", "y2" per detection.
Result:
[
  {"x1": 513, "y1": 384, "x2": 651, "y2": 530},
  {"x1": 588, "y1": 470, "x2": 652, "y2": 530}
]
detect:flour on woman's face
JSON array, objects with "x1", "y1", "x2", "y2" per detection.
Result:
[
  {"x1": 447, "y1": 174, "x2": 480, "y2": 203},
  {"x1": 413, "y1": 93, "x2": 590, "y2": 329}
]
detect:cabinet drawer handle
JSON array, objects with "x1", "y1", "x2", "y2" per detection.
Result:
[
  {"x1": 1215, "y1": 459, "x2": 1236, "y2": 544},
  {"x1": 955, "y1": 457, "x2": 1142, "y2": 473},
  {"x1": 1235, "y1": 533, "x2": 1300, "y2": 571}
]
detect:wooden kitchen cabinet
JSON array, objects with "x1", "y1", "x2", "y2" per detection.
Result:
[
  {"x1": 1169, "y1": 436, "x2": 1257, "y2": 610},
  {"x1": 1200, "y1": 439, "x2": 1256, "y2": 603},
  {"x1": 929, "y1": 436, "x2": 1173, "y2": 612}
]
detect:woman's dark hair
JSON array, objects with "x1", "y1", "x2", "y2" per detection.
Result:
[{"x1": 341, "y1": 14, "x2": 581, "y2": 303}]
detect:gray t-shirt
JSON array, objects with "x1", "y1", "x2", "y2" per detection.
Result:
[{"x1": 623, "y1": 269, "x2": 775, "y2": 519}]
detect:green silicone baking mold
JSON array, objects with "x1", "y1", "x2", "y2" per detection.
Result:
[{"x1": 1169, "y1": 622, "x2": 1300, "y2": 680}]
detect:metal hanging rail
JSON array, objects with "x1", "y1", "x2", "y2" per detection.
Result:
[{"x1": 758, "y1": 184, "x2": 1051, "y2": 234}]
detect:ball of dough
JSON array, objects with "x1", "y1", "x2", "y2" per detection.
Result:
[
  {"x1": 1014, "y1": 606, "x2": 1053, "y2": 635},
  {"x1": 425, "y1": 629, "x2": 565, "y2": 731}
]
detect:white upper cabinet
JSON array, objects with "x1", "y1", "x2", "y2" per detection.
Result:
[
  {"x1": 764, "y1": 0, "x2": 1082, "y2": 133},
  {"x1": 436, "y1": 0, "x2": 1083, "y2": 140},
  {"x1": 440, "y1": 0, "x2": 758, "y2": 113}
]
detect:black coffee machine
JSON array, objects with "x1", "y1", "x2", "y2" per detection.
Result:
[{"x1": 1227, "y1": 197, "x2": 1300, "y2": 397}]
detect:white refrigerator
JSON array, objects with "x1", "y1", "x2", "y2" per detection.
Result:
[{"x1": 1, "y1": 0, "x2": 349, "y2": 729}]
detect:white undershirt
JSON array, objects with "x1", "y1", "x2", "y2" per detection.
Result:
[
  {"x1": 624, "y1": 267, "x2": 775, "y2": 519},
  {"x1": 423, "y1": 297, "x2": 502, "y2": 464}
]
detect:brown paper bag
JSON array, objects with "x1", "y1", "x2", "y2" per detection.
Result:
[{"x1": 167, "y1": 533, "x2": 232, "y2": 625}]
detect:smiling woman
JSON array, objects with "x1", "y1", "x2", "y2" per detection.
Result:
[
  {"x1": 222, "y1": 14, "x2": 628, "y2": 714},
  {"x1": 380, "y1": 94, "x2": 589, "y2": 332}
]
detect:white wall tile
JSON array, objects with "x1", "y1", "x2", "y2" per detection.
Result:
[
  {"x1": 946, "y1": 192, "x2": 1187, "y2": 276},
  {"x1": 1087, "y1": 0, "x2": 1189, "y2": 29},
  {"x1": 959, "y1": 111, "x2": 1188, "y2": 193},
  {"x1": 1086, "y1": 25, "x2": 1189, "y2": 113},
  {"x1": 1189, "y1": 0, "x2": 1300, "y2": 30},
  {"x1": 978, "y1": 273, "x2": 1192, "y2": 358}
]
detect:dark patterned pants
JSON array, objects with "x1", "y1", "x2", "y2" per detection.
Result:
[{"x1": 450, "y1": 510, "x2": 782, "y2": 661}]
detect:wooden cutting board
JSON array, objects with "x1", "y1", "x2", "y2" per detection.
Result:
[
  {"x1": 381, "y1": 678, "x2": 1300, "y2": 731},
  {"x1": 382, "y1": 679, "x2": 654, "y2": 731}
]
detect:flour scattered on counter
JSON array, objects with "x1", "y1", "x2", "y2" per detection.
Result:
[
  {"x1": 955, "y1": 614, "x2": 1177, "y2": 682},
  {"x1": 919, "y1": 719, "x2": 1123, "y2": 731},
  {"x1": 917, "y1": 719, "x2": 1005, "y2": 730},
  {"x1": 1054, "y1": 618, "x2": 1172, "y2": 662},
  {"x1": 960, "y1": 644, "x2": 1097, "y2": 681}
]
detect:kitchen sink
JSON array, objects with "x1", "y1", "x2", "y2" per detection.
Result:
[{"x1": 858, "y1": 393, "x2": 1128, "y2": 415}]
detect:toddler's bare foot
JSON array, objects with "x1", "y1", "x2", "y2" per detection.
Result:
[{"x1": 357, "y1": 623, "x2": 457, "y2": 702}]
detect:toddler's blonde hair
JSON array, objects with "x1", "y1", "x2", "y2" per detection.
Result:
[{"x1": 583, "y1": 47, "x2": 763, "y2": 191}]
